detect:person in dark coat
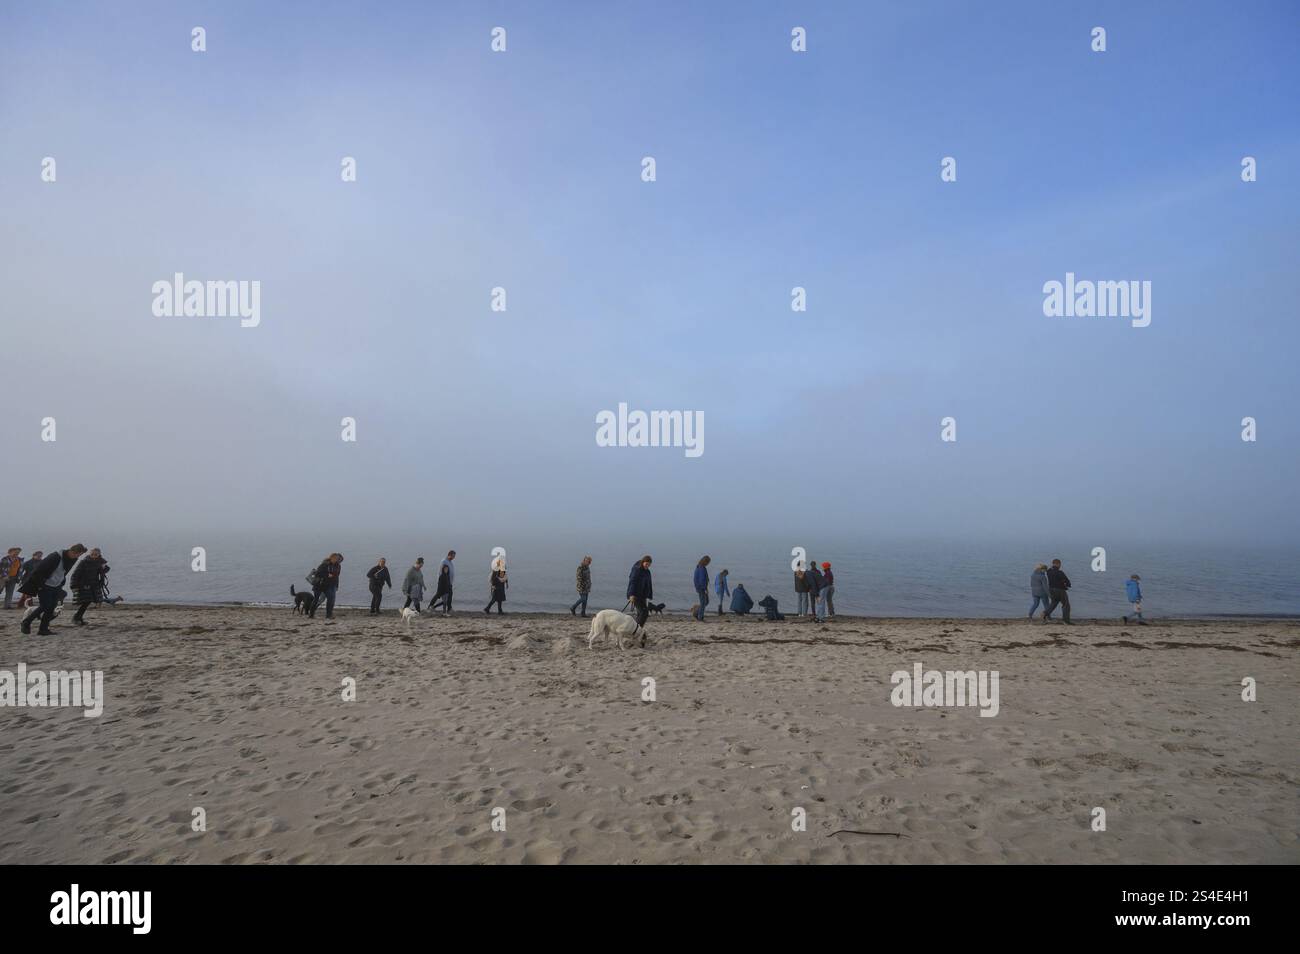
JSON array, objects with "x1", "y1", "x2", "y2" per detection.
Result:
[
  {"x1": 484, "y1": 565, "x2": 508, "y2": 614},
  {"x1": 366, "y1": 558, "x2": 392, "y2": 615},
  {"x1": 1044, "y1": 559, "x2": 1072, "y2": 624},
  {"x1": 692, "y1": 556, "x2": 711, "y2": 621},
  {"x1": 69, "y1": 548, "x2": 108, "y2": 625},
  {"x1": 14, "y1": 550, "x2": 43, "y2": 609},
  {"x1": 20, "y1": 544, "x2": 86, "y2": 635},
  {"x1": 628, "y1": 556, "x2": 653, "y2": 640},
  {"x1": 308, "y1": 554, "x2": 328, "y2": 614},
  {"x1": 806, "y1": 559, "x2": 825, "y2": 622},
  {"x1": 794, "y1": 565, "x2": 811, "y2": 616},
  {"x1": 729, "y1": 584, "x2": 754, "y2": 615},
  {"x1": 66, "y1": 545, "x2": 98, "y2": 629},
  {"x1": 428, "y1": 550, "x2": 456, "y2": 615},
  {"x1": 310, "y1": 553, "x2": 343, "y2": 619},
  {"x1": 757, "y1": 594, "x2": 784, "y2": 621}
]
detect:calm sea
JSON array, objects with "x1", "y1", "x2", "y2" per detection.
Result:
[{"x1": 27, "y1": 533, "x2": 1299, "y2": 619}]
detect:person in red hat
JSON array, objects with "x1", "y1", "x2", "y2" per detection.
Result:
[{"x1": 818, "y1": 562, "x2": 835, "y2": 619}]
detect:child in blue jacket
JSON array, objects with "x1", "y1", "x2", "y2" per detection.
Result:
[{"x1": 1123, "y1": 575, "x2": 1147, "y2": 625}]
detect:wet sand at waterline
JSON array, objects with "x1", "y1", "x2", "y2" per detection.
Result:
[{"x1": 1, "y1": 605, "x2": 1295, "y2": 864}]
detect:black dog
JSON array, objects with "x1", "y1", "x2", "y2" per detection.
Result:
[
  {"x1": 290, "y1": 584, "x2": 315, "y2": 615},
  {"x1": 622, "y1": 600, "x2": 666, "y2": 615}
]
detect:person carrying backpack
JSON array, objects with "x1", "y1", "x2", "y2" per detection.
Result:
[{"x1": 20, "y1": 544, "x2": 86, "y2": 635}]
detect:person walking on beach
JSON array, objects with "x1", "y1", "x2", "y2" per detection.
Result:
[
  {"x1": 310, "y1": 553, "x2": 343, "y2": 619},
  {"x1": 1123, "y1": 574, "x2": 1148, "y2": 625},
  {"x1": 570, "y1": 556, "x2": 592, "y2": 617},
  {"x1": 818, "y1": 562, "x2": 835, "y2": 618},
  {"x1": 1028, "y1": 563, "x2": 1051, "y2": 619},
  {"x1": 14, "y1": 551, "x2": 42, "y2": 609},
  {"x1": 401, "y1": 558, "x2": 425, "y2": 613},
  {"x1": 429, "y1": 550, "x2": 456, "y2": 615},
  {"x1": 68, "y1": 547, "x2": 107, "y2": 626},
  {"x1": 485, "y1": 564, "x2": 508, "y2": 614},
  {"x1": 1044, "y1": 558, "x2": 1072, "y2": 624},
  {"x1": 806, "y1": 558, "x2": 825, "y2": 622},
  {"x1": 628, "y1": 555, "x2": 653, "y2": 641},
  {"x1": 794, "y1": 562, "x2": 811, "y2": 616},
  {"x1": 692, "y1": 556, "x2": 711, "y2": 621},
  {"x1": 714, "y1": 568, "x2": 730, "y2": 615},
  {"x1": 19, "y1": 543, "x2": 86, "y2": 635},
  {"x1": 367, "y1": 558, "x2": 392, "y2": 615},
  {"x1": 1, "y1": 547, "x2": 22, "y2": 609}
]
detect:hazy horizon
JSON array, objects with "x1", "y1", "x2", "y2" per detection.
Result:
[{"x1": 2, "y1": 1, "x2": 1297, "y2": 546}]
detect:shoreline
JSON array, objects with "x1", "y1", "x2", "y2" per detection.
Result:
[{"x1": 68, "y1": 602, "x2": 1300, "y2": 624}]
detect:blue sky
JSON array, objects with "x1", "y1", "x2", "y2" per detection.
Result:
[{"x1": 1, "y1": 1, "x2": 1296, "y2": 545}]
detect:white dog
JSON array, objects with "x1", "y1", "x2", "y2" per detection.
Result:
[
  {"x1": 399, "y1": 606, "x2": 420, "y2": 630},
  {"x1": 587, "y1": 608, "x2": 645, "y2": 650}
]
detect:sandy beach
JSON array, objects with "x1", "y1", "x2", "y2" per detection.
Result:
[{"x1": 1, "y1": 604, "x2": 1295, "y2": 864}]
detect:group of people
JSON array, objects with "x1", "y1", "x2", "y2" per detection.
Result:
[
  {"x1": 794, "y1": 559, "x2": 835, "y2": 622},
  {"x1": 4, "y1": 543, "x2": 123, "y2": 636},
  {"x1": 635, "y1": 555, "x2": 838, "y2": 625},
  {"x1": 296, "y1": 550, "x2": 842, "y2": 625},
  {"x1": 1028, "y1": 559, "x2": 1147, "y2": 625},
  {"x1": 2, "y1": 541, "x2": 1161, "y2": 629},
  {"x1": 403, "y1": 552, "x2": 460, "y2": 615},
  {"x1": 303, "y1": 551, "x2": 461, "y2": 619},
  {"x1": 5, "y1": 541, "x2": 1159, "y2": 631}
]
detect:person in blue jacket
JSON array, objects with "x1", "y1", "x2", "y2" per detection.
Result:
[
  {"x1": 1028, "y1": 563, "x2": 1051, "y2": 619},
  {"x1": 1123, "y1": 574, "x2": 1147, "y2": 625},
  {"x1": 730, "y1": 584, "x2": 754, "y2": 615},
  {"x1": 692, "y1": 556, "x2": 711, "y2": 621},
  {"x1": 714, "y1": 568, "x2": 730, "y2": 615}
]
